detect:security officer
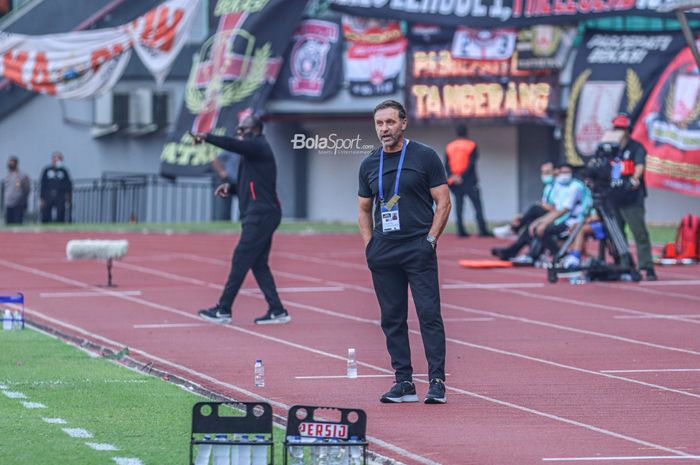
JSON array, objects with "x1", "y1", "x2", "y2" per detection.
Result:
[
  {"x1": 358, "y1": 100, "x2": 451, "y2": 404},
  {"x1": 445, "y1": 125, "x2": 491, "y2": 237},
  {"x1": 39, "y1": 152, "x2": 72, "y2": 223},
  {"x1": 609, "y1": 113, "x2": 657, "y2": 281},
  {"x1": 190, "y1": 115, "x2": 290, "y2": 324}
]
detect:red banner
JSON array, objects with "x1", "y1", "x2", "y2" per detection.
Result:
[{"x1": 631, "y1": 44, "x2": 700, "y2": 198}]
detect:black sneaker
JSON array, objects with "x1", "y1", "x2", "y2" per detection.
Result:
[
  {"x1": 254, "y1": 309, "x2": 291, "y2": 325},
  {"x1": 198, "y1": 305, "x2": 231, "y2": 324},
  {"x1": 380, "y1": 381, "x2": 418, "y2": 403},
  {"x1": 645, "y1": 268, "x2": 658, "y2": 281},
  {"x1": 424, "y1": 379, "x2": 447, "y2": 404}
]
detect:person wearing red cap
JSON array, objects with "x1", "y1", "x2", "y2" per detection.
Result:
[{"x1": 609, "y1": 113, "x2": 657, "y2": 281}]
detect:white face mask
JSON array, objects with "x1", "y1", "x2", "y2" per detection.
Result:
[
  {"x1": 55, "y1": 161, "x2": 63, "y2": 168},
  {"x1": 557, "y1": 173, "x2": 572, "y2": 185}
]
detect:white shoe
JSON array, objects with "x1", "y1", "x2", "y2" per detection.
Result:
[
  {"x1": 511, "y1": 255, "x2": 534, "y2": 265},
  {"x1": 561, "y1": 255, "x2": 581, "y2": 269},
  {"x1": 493, "y1": 225, "x2": 514, "y2": 239}
]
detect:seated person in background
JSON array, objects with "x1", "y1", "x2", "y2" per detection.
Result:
[
  {"x1": 560, "y1": 211, "x2": 606, "y2": 269},
  {"x1": 493, "y1": 161, "x2": 556, "y2": 240}
]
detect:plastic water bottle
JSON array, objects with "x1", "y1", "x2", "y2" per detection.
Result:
[
  {"x1": 238, "y1": 434, "x2": 252, "y2": 465},
  {"x1": 194, "y1": 434, "x2": 212, "y2": 465},
  {"x1": 2, "y1": 309, "x2": 12, "y2": 331},
  {"x1": 230, "y1": 433, "x2": 241, "y2": 465},
  {"x1": 251, "y1": 435, "x2": 267, "y2": 465},
  {"x1": 347, "y1": 348, "x2": 357, "y2": 379},
  {"x1": 311, "y1": 438, "x2": 329, "y2": 465},
  {"x1": 288, "y1": 436, "x2": 304, "y2": 465},
  {"x1": 212, "y1": 434, "x2": 230, "y2": 465},
  {"x1": 12, "y1": 311, "x2": 22, "y2": 330},
  {"x1": 254, "y1": 360, "x2": 265, "y2": 387},
  {"x1": 329, "y1": 438, "x2": 348, "y2": 465},
  {"x1": 349, "y1": 436, "x2": 362, "y2": 465}
]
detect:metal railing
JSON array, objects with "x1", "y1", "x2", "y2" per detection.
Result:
[{"x1": 1, "y1": 173, "x2": 219, "y2": 224}]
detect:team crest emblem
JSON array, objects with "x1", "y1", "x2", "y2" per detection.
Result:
[
  {"x1": 665, "y1": 73, "x2": 700, "y2": 128},
  {"x1": 574, "y1": 81, "x2": 626, "y2": 156}
]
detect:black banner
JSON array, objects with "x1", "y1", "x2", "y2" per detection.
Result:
[
  {"x1": 270, "y1": 18, "x2": 343, "y2": 101},
  {"x1": 160, "y1": 0, "x2": 308, "y2": 178},
  {"x1": 406, "y1": 42, "x2": 558, "y2": 124},
  {"x1": 330, "y1": 0, "x2": 699, "y2": 28},
  {"x1": 564, "y1": 30, "x2": 685, "y2": 166}
]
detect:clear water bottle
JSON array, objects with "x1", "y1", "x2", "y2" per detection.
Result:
[
  {"x1": 251, "y1": 434, "x2": 267, "y2": 465},
  {"x1": 194, "y1": 434, "x2": 212, "y2": 465},
  {"x1": 312, "y1": 438, "x2": 329, "y2": 465},
  {"x1": 347, "y1": 348, "x2": 357, "y2": 379},
  {"x1": 2, "y1": 309, "x2": 12, "y2": 331},
  {"x1": 329, "y1": 438, "x2": 348, "y2": 465},
  {"x1": 349, "y1": 436, "x2": 362, "y2": 465},
  {"x1": 238, "y1": 434, "x2": 252, "y2": 465},
  {"x1": 12, "y1": 311, "x2": 22, "y2": 330},
  {"x1": 254, "y1": 360, "x2": 265, "y2": 387},
  {"x1": 212, "y1": 434, "x2": 230, "y2": 465},
  {"x1": 288, "y1": 436, "x2": 304, "y2": 465},
  {"x1": 231, "y1": 433, "x2": 241, "y2": 465}
]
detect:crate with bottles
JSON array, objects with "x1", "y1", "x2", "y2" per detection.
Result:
[{"x1": 1, "y1": 293, "x2": 24, "y2": 331}]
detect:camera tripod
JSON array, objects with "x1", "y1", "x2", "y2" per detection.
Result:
[{"x1": 547, "y1": 192, "x2": 641, "y2": 283}]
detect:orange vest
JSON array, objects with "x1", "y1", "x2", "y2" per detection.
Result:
[{"x1": 445, "y1": 138, "x2": 476, "y2": 184}]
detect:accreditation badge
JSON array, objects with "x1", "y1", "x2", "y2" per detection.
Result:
[{"x1": 381, "y1": 194, "x2": 401, "y2": 232}]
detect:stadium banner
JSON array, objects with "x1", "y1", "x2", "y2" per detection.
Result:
[
  {"x1": 631, "y1": 44, "x2": 700, "y2": 197},
  {"x1": 406, "y1": 42, "x2": 558, "y2": 124},
  {"x1": 160, "y1": 0, "x2": 309, "y2": 178},
  {"x1": 516, "y1": 25, "x2": 576, "y2": 70},
  {"x1": 329, "y1": 0, "x2": 700, "y2": 27},
  {"x1": 270, "y1": 18, "x2": 343, "y2": 101},
  {"x1": 0, "y1": 0, "x2": 200, "y2": 98},
  {"x1": 342, "y1": 15, "x2": 407, "y2": 96},
  {"x1": 451, "y1": 28, "x2": 517, "y2": 61},
  {"x1": 564, "y1": 30, "x2": 685, "y2": 166}
]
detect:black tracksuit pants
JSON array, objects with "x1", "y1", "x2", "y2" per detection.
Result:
[
  {"x1": 42, "y1": 199, "x2": 66, "y2": 223},
  {"x1": 218, "y1": 211, "x2": 284, "y2": 313},
  {"x1": 452, "y1": 183, "x2": 488, "y2": 236},
  {"x1": 366, "y1": 234, "x2": 446, "y2": 383}
]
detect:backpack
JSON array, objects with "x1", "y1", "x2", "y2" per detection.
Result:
[{"x1": 662, "y1": 214, "x2": 700, "y2": 263}]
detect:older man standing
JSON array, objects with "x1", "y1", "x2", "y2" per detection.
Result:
[
  {"x1": 358, "y1": 100, "x2": 451, "y2": 404},
  {"x1": 4, "y1": 156, "x2": 30, "y2": 225},
  {"x1": 40, "y1": 152, "x2": 73, "y2": 223}
]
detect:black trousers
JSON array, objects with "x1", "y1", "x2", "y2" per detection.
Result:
[
  {"x1": 498, "y1": 204, "x2": 548, "y2": 259},
  {"x1": 41, "y1": 200, "x2": 66, "y2": 223},
  {"x1": 5, "y1": 206, "x2": 25, "y2": 224},
  {"x1": 451, "y1": 184, "x2": 488, "y2": 236},
  {"x1": 366, "y1": 235, "x2": 446, "y2": 382},
  {"x1": 218, "y1": 211, "x2": 284, "y2": 313}
]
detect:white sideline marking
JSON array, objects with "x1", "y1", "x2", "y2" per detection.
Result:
[
  {"x1": 409, "y1": 317, "x2": 494, "y2": 323},
  {"x1": 295, "y1": 373, "x2": 438, "y2": 380},
  {"x1": 21, "y1": 401, "x2": 46, "y2": 409},
  {"x1": 113, "y1": 458, "x2": 144, "y2": 465},
  {"x1": 543, "y1": 456, "x2": 700, "y2": 462},
  {"x1": 22, "y1": 307, "x2": 696, "y2": 462},
  {"x1": 86, "y1": 442, "x2": 119, "y2": 451},
  {"x1": 0, "y1": 384, "x2": 7, "y2": 389},
  {"x1": 42, "y1": 417, "x2": 67, "y2": 424},
  {"x1": 615, "y1": 314, "x2": 700, "y2": 320},
  {"x1": 642, "y1": 280, "x2": 700, "y2": 286},
  {"x1": 133, "y1": 323, "x2": 208, "y2": 329},
  {"x1": 63, "y1": 428, "x2": 93, "y2": 438},
  {"x1": 601, "y1": 368, "x2": 700, "y2": 374},
  {"x1": 242, "y1": 286, "x2": 345, "y2": 294},
  {"x1": 40, "y1": 290, "x2": 142, "y2": 298},
  {"x1": 442, "y1": 282, "x2": 544, "y2": 289},
  {"x1": 2, "y1": 390, "x2": 27, "y2": 399}
]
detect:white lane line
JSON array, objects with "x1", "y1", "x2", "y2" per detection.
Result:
[
  {"x1": 614, "y1": 314, "x2": 700, "y2": 320},
  {"x1": 642, "y1": 280, "x2": 700, "y2": 286},
  {"x1": 442, "y1": 283, "x2": 544, "y2": 289},
  {"x1": 601, "y1": 368, "x2": 700, "y2": 374},
  {"x1": 21, "y1": 401, "x2": 46, "y2": 409},
  {"x1": 62, "y1": 428, "x2": 93, "y2": 438},
  {"x1": 86, "y1": 442, "x2": 119, "y2": 451},
  {"x1": 40, "y1": 290, "x2": 142, "y2": 298},
  {"x1": 408, "y1": 317, "x2": 494, "y2": 323},
  {"x1": 42, "y1": 417, "x2": 68, "y2": 424},
  {"x1": 2, "y1": 390, "x2": 27, "y2": 399},
  {"x1": 242, "y1": 286, "x2": 345, "y2": 294},
  {"x1": 598, "y1": 282, "x2": 700, "y2": 304},
  {"x1": 112, "y1": 458, "x2": 144, "y2": 465},
  {"x1": 543, "y1": 456, "x2": 700, "y2": 462},
  {"x1": 275, "y1": 251, "x2": 368, "y2": 271},
  {"x1": 295, "y1": 374, "x2": 437, "y2": 380},
  {"x1": 22, "y1": 304, "x2": 698, "y2": 462},
  {"x1": 133, "y1": 323, "x2": 208, "y2": 329}
]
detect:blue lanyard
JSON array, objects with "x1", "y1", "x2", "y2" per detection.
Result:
[{"x1": 378, "y1": 139, "x2": 409, "y2": 204}]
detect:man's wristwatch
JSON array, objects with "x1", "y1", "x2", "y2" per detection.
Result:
[{"x1": 426, "y1": 235, "x2": 437, "y2": 249}]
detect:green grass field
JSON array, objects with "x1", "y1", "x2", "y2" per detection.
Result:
[{"x1": 0, "y1": 328, "x2": 286, "y2": 465}]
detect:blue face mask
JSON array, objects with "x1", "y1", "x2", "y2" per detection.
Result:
[
  {"x1": 557, "y1": 173, "x2": 572, "y2": 185},
  {"x1": 541, "y1": 175, "x2": 553, "y2": 185}
]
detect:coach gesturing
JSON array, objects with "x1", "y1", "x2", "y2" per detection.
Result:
[{"x1": 358, "y1": 100, "x2": 451, "y2": 404}]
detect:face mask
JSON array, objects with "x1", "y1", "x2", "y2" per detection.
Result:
[
  {"x1": 557, "y1": 173, "x2": 572, "y2": 185},
  {"x1": 55, "y1": 161, "x2": 63, "y2": 168},
  {"x1": 541, "y1": 175, "x2": 553, "y2": 185}
]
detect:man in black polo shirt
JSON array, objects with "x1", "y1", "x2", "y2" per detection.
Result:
[
  {"x1": 190, "y1": 116, "x2": 290, "y2": 324},
  {"x1": 358, "y1": 100, "x2": 451, "y2": 404}
]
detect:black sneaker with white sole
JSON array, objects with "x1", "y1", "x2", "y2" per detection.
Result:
[
  {"x1": 424, "y1": 378, "x2": 447, "y2": 404},
  {"x1": 198, "y1": 305, "x2": 231, "y2": 324},
  {"x1": 254, "y1": 309, "x2": 291, "y2": 325},
  {"x1": 380, "y1": 381, "x2": 418, "y2": 403}
]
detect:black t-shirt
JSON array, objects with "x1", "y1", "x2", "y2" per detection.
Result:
[
  {"x1": 614, "y1": 138, "x2": 647, "y2": 206},
  {"x1": 358, "y1": 140, "x2": 447, "y2": 240}
]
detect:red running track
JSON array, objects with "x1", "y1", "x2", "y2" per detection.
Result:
[{"x1": 2, "y1": 230, "x2": 700, "y2": 465}]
